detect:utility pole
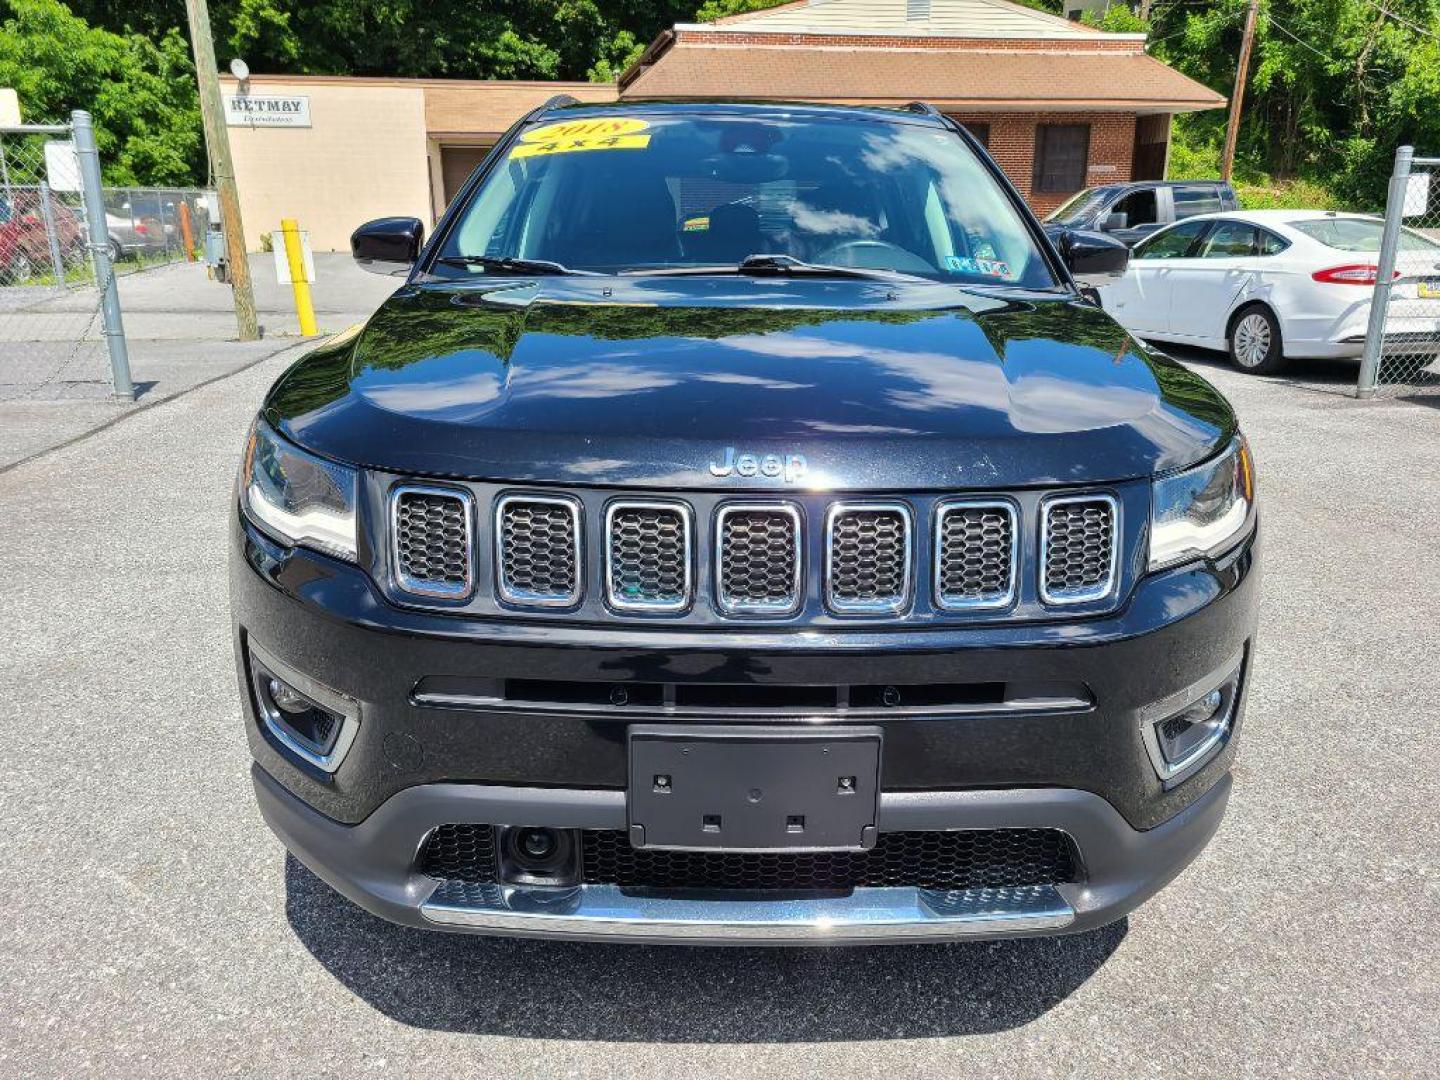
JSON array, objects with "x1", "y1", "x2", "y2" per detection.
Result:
[
  {"x1": 184, "y1": 0, "x2": 258, "y2": 341},
  {"x1": 1220, "y1": 0, "x2": 1260, "y2": 182}
]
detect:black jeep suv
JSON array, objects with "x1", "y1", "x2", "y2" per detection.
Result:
[{"x1": 232, "y1": 101, "x2": 1259, "y2": 944}]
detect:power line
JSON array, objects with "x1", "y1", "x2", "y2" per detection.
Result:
[
  {"x1": 1355, "y1": 0, "x2": 1440, "y2": 41},
  {"x1": 1143, "y1": 4, "x2": 1250, "y2": 49},
  {"x1": 1265, "y1": 14, "x2": 1342, "y2": 62}
]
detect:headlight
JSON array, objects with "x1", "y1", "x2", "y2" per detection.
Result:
[
  {"x1": 239, "y1": 419, "x2": 358, "y2": 560},
  {"x1": 1149, "y1": 436, "x2": 1254, "y2": 571}
]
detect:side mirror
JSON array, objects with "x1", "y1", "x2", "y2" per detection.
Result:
[
  {"x1": 351, "y1": 216, "x2": 424, "y2": 276},
  {"x1": 1059, "y1": 228, "x2": 1129, "y2": 287},
  {"x1": 1102, "y1": 211, "x2": 1128, "y2": 232}
]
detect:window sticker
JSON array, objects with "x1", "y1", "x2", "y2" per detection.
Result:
[
  {"x1": 510, "y1": 117, "x2": 651, "y2": 159},
  {"x1": 944, "y1": 254, "x2": 1010, "y2": 278},
  {"x1": 682, "y1": 215, "x2": 710, "y2": 232}
]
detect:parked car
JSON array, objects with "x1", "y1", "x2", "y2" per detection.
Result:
[
  {"x1": 232, "y1": 100, "x2": 1258, "y2": 945},
  {"x1": 1044, "y1": 180, "x2": 1239, "y2": 247},
  {"x1": 0, "y1": 190, "x2": 86, "y2": 283},
  {"x1": 1098, "y1": 209, "x2": 1440, "y2": 374},
  {"x1": 104, "y1": 199, "x2": 175, "y2": 262}
]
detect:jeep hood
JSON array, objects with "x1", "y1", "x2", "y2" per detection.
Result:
[{"x1": 265, "y1": 277, "x2": 1234, "y2": 490}]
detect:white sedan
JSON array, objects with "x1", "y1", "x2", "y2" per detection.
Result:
[{"x1": 1098, "y1": 209, "x2": 1440, "y2": 374}]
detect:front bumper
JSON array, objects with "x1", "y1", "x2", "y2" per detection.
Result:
[
  {"x1": 256, "y1": 763, "x2": 1231, "y2": 945},
  {"x1": 233, "y1": 511, "x2": 1258, "y2": 943}
]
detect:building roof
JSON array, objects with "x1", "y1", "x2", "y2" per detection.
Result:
[
  {"x1": 422, "y1": 82, "x2": 616, "y2": 137},
  {"x1": 620, "y1": 43, "x2": 1226, "y2": 112},
  {"x1": 691, "y1": 0, "x2": 1133, "y2": 40}
]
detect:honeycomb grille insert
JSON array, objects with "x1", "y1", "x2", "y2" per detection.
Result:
[
  {"x1": 1042, "y1": 496, "x2": 1117, "y2": 603},
  {"x1": 392, "y1": 487, "x2": 473, "y2": 598},
  {"x1": 419, "y1": 824, "x2": 1079, "y2": 892},
  {"x1": 716, "y1": 505, "x2": 801, "y2": 614},
  {"x1": 496, "y1": 496, "x2": 581, "y2": 606},
  {"x1": 826, "y1": 504, "x2": 911, "y2": 613},
  {"x1": 935, "y1": 501, "x2": 1015, "y2": 609},
  {"x1": 420, "y1": 823, "x2": 499, "y2": 883},
  {"x1": 606, "y1": 503, "x2": 691, "y2": 612}
]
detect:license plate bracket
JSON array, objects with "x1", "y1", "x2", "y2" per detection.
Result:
[{"x1": 627, "y1": 725, "x2": 881, "y2": 851}]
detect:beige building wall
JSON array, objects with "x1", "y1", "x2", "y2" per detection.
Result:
[
  {"x1": 220, "y1": 75, "x2": 617, "y2": 252},
  {"x1": 223, "y1": 77, "x2": 431, "y2": 251}
]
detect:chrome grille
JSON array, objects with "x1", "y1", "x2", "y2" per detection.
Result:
[
  {"x1": 826, "y1": 503, "x2": 911, "y2": 613},
  {"x1": 391, "y1": 486, "x2": 473, "y2": 599},
  {"x1": 1041, "y1": 494, "x2": 1118, "y2": 604},
  {"x1": 496, "y1": 495, "x2": 581, "y2": 607},
  {"x1": 716, "y1": 504, "x2": 801, "y2": 615},
  {"x1": 935, "y1": 501, "x2": 1015, "y2": 609},
  {"x1": 606, "y1": 502, "x2": 692, "y2": 612}
]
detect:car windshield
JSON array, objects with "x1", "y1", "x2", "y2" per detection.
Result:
[
  {"x1": 1043, "y1": 186, "x2": 1118, "y2": 226},
  {"x1": 433, "y1": 111, "x2": 1060, "y2": 289},
  {"x1": 1289, "y1": 217, "x2": 1440, "y2": 253}
]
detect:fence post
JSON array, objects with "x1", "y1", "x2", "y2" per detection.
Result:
[
  {"x1": 1357, "y1": 145, "x2": 1411, "y2": 399},
  {"x1": 37, "y1": 180, "x2": 68, "y2": 285},
  {"x1": 179, "y1": 200, "x2": 196, "y2": 260},
  {"x1": 71, "y1": 110, "x2": 134, "y2": 400}
]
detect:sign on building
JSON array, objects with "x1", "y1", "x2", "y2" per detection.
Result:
[{"x1": 224, "y1": 95, "x2": 312, "y2": 128}]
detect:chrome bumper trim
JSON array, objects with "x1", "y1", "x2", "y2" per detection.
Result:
[{"x1": 420, "y1": 881, "x2": 1074, "y2": 941}]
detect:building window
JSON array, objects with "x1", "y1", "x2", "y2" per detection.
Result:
[
  {"x1": 1034, "y1": 124, "x2": 1090, "y2": 193},
  {"x1": 907, "y1": 0, "x2": 931, "y2": 19},
  {"x1": 962, "y1": 122, "x2": 990, "y2": 148}
]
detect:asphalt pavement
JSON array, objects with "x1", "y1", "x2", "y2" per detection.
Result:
[
  {"x1": 0, "y1": 254, "x2": 397, "y2": 469},
  {"x1": 0, "y1": 342, "x2": 1437, "y2": 1077}
]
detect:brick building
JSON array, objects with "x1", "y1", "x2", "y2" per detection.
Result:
[{"x1": 617, "y1": 0, "x2": 1225, "y2": 215}]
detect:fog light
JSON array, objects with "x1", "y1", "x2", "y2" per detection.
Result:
[
  {"x1": 1143, "y1": 665, "x2": 1242, "y2": 783},
  {"x1": 1157, "y1": 688, "x2": 1225, "y2": 766},
  {"x1": 268, "y1": 678, "x2": 313, "y2": 714},
  {"x1": 248, "y1": 644, "x2": 359, "y2": 774},
  {"x1": 498, "y1": 826, "x2": 580, "y2": 887},
  {"x1": 258, "y1": 674, "x2": 341, "y2": 756}
]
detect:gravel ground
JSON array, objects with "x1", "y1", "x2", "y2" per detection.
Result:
[{"x1": 0, "y1": 344, "x2": 1437, "y2": 1078}]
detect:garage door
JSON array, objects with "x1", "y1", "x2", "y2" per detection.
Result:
[{"x1": 441, "y1": 145, "x2": 494, "y2": 208}]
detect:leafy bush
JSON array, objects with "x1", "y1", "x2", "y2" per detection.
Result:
[{"x1": 0, "y1": 0, "x2": 202, "y2": 186}]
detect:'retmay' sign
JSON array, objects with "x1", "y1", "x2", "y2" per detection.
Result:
[{"x1": 224, "y1": 95, "x2": 311, "y2": 128}]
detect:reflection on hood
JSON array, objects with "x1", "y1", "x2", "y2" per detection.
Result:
[{"x1": 264, "y1": 277, "x2": 1234, "y2": 488}]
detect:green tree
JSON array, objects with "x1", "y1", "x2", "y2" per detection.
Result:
[
  {"x1": 66, "y1": 0, "x2": 697, "y2": 81},
  {"x1": 0, "y1": 0, "x2": 202, "y2": 185}
]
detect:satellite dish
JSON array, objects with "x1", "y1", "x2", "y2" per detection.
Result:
[{"x1": 230, "y1": 58, "x2": 250, "y2": 81}]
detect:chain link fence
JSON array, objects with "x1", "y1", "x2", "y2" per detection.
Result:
[
  {"x1": 1, "y1": 114, "x2": 210, "y2": 404},
  {"x1": 100, "y1": 186, "x2": 209, "y2": 272},
  {"x1": 1358, "y1": 148, "x2": 1440, "y2": 398},
  {"x1": 0, "y1": 122, "x2": 108, "y2": 401}
]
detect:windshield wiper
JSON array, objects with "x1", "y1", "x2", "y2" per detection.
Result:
[
  {"x1": 624, "y1": 254, "x2": 928, "y2": 282},
  {"x1": 434, "y1": 255, "x2": 598, "y2": 276}
]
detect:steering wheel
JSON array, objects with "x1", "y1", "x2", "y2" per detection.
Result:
[{"x1": 811, "y1": 239, "x2": 935, "y2": 274}]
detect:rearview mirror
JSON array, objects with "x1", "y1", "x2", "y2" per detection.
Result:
[
  {"x1": 351, "y1": 216, "x2": 424, "y2": 276},
  {"x1": 1102, "y1": 212, "x2": 1128, "y2": 232},
  {"x1": 1058, "y1": 228, "x2": 1129, "y2": 287}
]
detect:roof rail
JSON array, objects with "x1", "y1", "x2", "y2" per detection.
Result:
[{"x1": 904, "y1": 102, "x2": 943, "y2": 117}]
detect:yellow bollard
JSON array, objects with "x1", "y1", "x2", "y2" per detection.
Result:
[{"x1": 280, "y1": 218, "x2": 319, "y2": 336}]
